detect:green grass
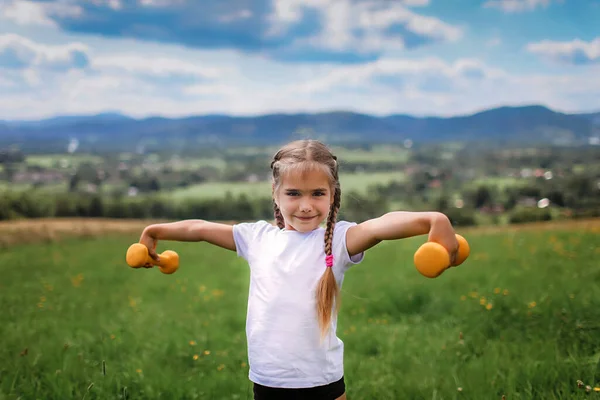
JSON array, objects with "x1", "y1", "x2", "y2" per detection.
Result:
[
  {"x1": 169, "y1": 171, "x2": 406, "y2": 201},
  {"x1": 171, "y1": 158, "x2": 229, "y2": 172},
  {"x1": 0, "y1": 182, "x2": 32, "y2": 191},
  {"x1": 331, "y1": 145, "x2": 411, "y2": 164},
  {"x1": 0, "y1": 182, "x2": 70, "y2": 194},
  {"x1": 1, "y1": 221, "x2": 600, "y2": 399},
  {"x1": 26, "y1": 154, "x2": 104, "y2": 169}
]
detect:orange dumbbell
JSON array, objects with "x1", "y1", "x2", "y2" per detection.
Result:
[
  {"x1": 414, "y1": 234, "x2": 470, "y2": 278},
  {"x1": 125, "y1": 243, "x2": 179, "y2": 275}
]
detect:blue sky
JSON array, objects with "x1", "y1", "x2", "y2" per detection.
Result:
[{"x1": 0, "y1": 0, "x2": 599, "y2": 120}]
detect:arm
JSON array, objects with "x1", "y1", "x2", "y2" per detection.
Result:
[
  {"x1": 346, "y1": 211, "x2": 457, "y2": 258},
  {"x1": 141, "y1": 220, "x2": 236, "y2": 259}
]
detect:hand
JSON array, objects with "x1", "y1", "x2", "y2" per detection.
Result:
[
  {"x1": 139, "y1": 227, "x2": 161, "y2": 268},
  {"x1": 427, "y1": 213, "x2": 459, "y2": 266}
]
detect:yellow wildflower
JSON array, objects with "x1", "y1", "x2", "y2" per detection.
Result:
[{"x1": 71, "y1": 274, "x2": 84, "y2": 287}]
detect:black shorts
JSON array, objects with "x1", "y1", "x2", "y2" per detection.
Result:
[{"x1": 252, "y1": 376, "x2": 345, "y2": 400}]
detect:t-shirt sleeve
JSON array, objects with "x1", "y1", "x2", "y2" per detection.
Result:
[
  {"x1": 333, "y1": 220, "x2": 365, "y2": 269},
  {"x1": 232, "y1": 220, "x2": 272, "y2": 261}
]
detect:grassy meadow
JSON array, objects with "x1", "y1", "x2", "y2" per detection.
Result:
[{"x1": 1, "y1": 219, "x2": 600, "y2": 399}]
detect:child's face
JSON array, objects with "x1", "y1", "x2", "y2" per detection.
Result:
[{"x1": 274, "y1": 169, "x2": 334, "y2": 233}]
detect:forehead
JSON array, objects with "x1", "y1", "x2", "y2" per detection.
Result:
[{"x1": 280, "y1": 168, "x2": 331, "y2": 190}]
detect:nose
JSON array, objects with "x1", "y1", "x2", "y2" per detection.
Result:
[{"x1": 299, "y1": 198, "x2": 312, "y2": 213}]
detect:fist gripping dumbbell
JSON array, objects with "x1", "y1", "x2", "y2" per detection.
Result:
[
  {"x1": 414, "y1": 234, "x2": 470, "y2": 278},
  {"x1": 126, "y1": 243, "x2": 179, "y2": 275}
]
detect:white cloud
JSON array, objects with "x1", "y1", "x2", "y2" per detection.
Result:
[
  {"x1": 0, "y1": 73, "x2": 17, "y2": 87},
  {"x1": 1, "y1": 58, "x2": 598, "y2": 119},
  {"x1": 0, "y1": 29, "x2": 597, "y2": 120},
  {"x1": 267, "y1": 0, "x2": 462, "y2": 54},
  {"x1": 483, "y1": 0, "x2": 557, "y2": 12},
  {"x1": 91, "y1": 55, "x2": 226, "y2": 79},
  {"x1": 107, "y1": 0, "x2": 122, "y2": 11},
  {"x1": 183, "y1": 83, "x2": 239, "y2": 97},
  {"x1": 0, "y1": 0, "x2": 56, "y2": 26},
  {"x1": 0, "y1": 0, "x2": 456, "y2": 63},
  {"x1": 64, "y1": 71, "x2": 148, "y2": 102},
  {"x1": 6, "y1": 47, "x2": 578, "y2": 120},
  {"x1": 285, "y1": 57, "x2": 506, "y2": 95},
  {"x1": 402, "y1": 0, "x2": 430, "y2": 6},
  {"x1": 526, "y1": 38, "x2": 600, "y2": 64},
  {"x1": 138, "y1": 0, "x2": 186, "y2": 6},
  {"x1": 0, "y1": 0, "x2": 81, "y2": 26},
  {"x1": 0, "y1": 33, "x2": 89, "y2": 70}
]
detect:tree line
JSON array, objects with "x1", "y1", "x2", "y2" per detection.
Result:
[{"x1": 1, "y1": 175, "x2": 598, "y2": 226}]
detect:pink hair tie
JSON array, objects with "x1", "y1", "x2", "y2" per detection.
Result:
[{"x1": 325, "y1": 254, "x2": 334, "y2": 267}]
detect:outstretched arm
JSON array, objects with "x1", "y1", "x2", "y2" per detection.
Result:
[
  {"x1": 346, "y1": 211, "x2": 457, "y2": 259},
  {"x1": 140, "y1": 220, "x2": 236, "y2": 260}
]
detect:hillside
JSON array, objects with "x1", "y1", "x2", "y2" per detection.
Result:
[{"x1": 1, "y1": 105, "x2": 598, "y2": 153}]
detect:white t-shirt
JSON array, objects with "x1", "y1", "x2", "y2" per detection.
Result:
[{"x1": 232, "y1": 220, "x2": 365, "y2": 388}]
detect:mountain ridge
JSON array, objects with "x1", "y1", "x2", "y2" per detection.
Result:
[{"x1": 1, "y1": 104, "x2": 598, "y2": 152}]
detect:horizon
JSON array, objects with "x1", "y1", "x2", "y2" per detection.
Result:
[
  {"x1": 2, "y1": 103, "x2": 599, "y2": 123},
  {"x1": 1, "y1": 0, "x2": 599, "y2": 120}
]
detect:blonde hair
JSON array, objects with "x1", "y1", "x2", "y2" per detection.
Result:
[{"x1": 270, "y1": 139, "x2": 341, "y2": 338}]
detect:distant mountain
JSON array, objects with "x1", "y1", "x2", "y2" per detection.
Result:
[
  {"x1": 4, "y1": 112, "x2": 134, "y2": 128},
  {"x1": 579, "y1": 112, "x2": 600, "y2": 125},
  {"x1": 0, "y1": 105, "x2": 597, "y2": 153}
]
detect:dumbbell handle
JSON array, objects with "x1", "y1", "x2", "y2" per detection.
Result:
[{"x1": 126, "y1": 243, "x2": 179, "y2": 274}]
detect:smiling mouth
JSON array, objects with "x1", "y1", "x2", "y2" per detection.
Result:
[{"x1": 296, "y1": 215, "x2": 317, "y2": 220}]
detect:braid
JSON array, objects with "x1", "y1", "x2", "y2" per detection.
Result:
[
  {"x1": 324, "y1": 187, "x2": 341, "y2": 255},
  {"x1": 273, "y1": 200, "x2": 285, "y2": 229},
  {"x1": 316, "y1": 185, "x2": 342, "y2": 339},
  {"x1": 270, "y1": 157, "x2": 285, "y2": 229}
]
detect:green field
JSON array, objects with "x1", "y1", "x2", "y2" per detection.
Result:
[
  {"x1": 1, "y1": 220, "x2": 600, "y2": 399},
  {"x1": 26, "y1": 154, "x2": 105, "y2": 169},
  {"x1": 331, "y1": 145, "x2": 411, "y2": 163},
  {"x1": 169, "y1": 171, "x2": 406, "y2": 201}
]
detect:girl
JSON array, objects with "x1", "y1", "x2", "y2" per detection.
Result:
[{"x1": 138, "y1": 139, "x2": 459, "y2": 400}]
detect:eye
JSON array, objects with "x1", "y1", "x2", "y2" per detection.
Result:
[
  {"x1": 313, "y1": 191, "x2": 325, "y2": 197},
  {"x1": 285, "y1": 191, "x2": 299, "y2": 196}
]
